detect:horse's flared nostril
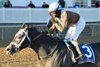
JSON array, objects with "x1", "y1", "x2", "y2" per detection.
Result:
[{"x1": 7, "y1": 48, "x2": 10, "y2": 51}]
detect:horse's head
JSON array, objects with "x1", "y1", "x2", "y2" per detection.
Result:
[{"x1": 6, "y1": 24, "x2": 33, "y2": 55}]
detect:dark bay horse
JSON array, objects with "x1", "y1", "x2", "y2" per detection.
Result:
[{"x1": 6, "y1": 24, "x2": 100, "y2": 67}]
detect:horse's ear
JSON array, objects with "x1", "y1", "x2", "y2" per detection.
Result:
[
  {"x1": 21, "y1": 23, "x2": 26, "y2": 28},
  {"x1": 21, "y1": 23, "x2": 32, "y2": 29},
  {"x1": 27, "y1": 24, "x2": 32, "y2": 28}
]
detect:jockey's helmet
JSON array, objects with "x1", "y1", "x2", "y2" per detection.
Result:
[{"x1": 48, "y1": 2, "x2": 60, "y2": 12}]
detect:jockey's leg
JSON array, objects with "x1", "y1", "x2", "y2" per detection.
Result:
[
  {"x1": 71, "y1": 40, "x2": 82, "y2": 59},
  {"x1": 69, "y1": 16, "x2": 85, "y2": 59},
  {"x1": 64, "y1": 39, "x2": 76, "y2": 62}
]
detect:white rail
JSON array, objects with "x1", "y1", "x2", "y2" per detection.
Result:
[{"x1": 0, "y1": 8, "x2": 100, "y2": 23}]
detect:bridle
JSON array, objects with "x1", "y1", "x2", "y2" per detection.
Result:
[{"x1": 10, "y1": 29, "x2": 42, "y2": 50}]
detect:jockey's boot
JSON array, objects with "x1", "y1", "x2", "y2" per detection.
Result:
[{"x1": 71, "y1": 40, "x2": 83, "y2": 60}]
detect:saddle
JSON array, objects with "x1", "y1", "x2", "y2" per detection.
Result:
[{"x1": 65, "y1": 41, "x2": 95, "y2": 64}]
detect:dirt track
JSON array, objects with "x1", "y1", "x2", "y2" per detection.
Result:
[
  {"x1": 0, "y1": 36, "x2": 100, "y2": 67},
  {"x1": 0, "y1": 47, "x2": 38, "y2": 67}
]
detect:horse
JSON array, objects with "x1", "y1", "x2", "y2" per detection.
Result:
[{"x1": 6, "y1": 24, "x2": 100, "y2": 67}]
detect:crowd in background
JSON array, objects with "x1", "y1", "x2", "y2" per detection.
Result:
[
  {"x1": 3, "y1": 0, "x2": 12, "y2": 8},
  {"x1": 95, "y1": 1, "x2": 100, "y2": 8},
  {"x1": 2, "y1": 0, "x2": 100, "y2": 8}
]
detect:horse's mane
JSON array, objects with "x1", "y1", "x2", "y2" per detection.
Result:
[{"x1": 30, "y1": 27, "x2": 59, "y2": 42}]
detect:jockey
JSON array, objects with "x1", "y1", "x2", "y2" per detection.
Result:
[{"x1": 48, "y1": 2, "x2": 86, "y2": 59}]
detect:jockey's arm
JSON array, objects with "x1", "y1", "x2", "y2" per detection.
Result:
[
  {"x1": 49, "y1": 23, "x2": 56, "y2": 33},
  {"x1": 54, "y1": 12, "x2": 67, "y2": 32}
]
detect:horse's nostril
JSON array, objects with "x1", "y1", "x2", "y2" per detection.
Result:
[{"x1": 7, "y1": 48, "x2": 10, "y2": 51}]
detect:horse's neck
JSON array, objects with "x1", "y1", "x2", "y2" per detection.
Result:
[
  {"x1": 30, "y1": 34, "x2": 58, "y2": 58},
  {"x1": 29, "y1": 34, "x2": 73, "y2": 66}
]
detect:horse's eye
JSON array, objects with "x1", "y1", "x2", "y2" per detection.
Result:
[
  {"x1": 16, "y1": 34, "x2": 24, "y2": 39},
  {"x1": 18, "y1": 36, "x2": 22, "y2": 39},
  {"x1": 18, "y1": 35, "x2": 23, "y2": 39}
]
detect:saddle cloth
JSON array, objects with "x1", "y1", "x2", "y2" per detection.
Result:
[
  {"x1": 78, "y1": 44, "x2": 95, "y2": 64},
  {"x1": 64, "y1": 41, "x2": 95, "y2": 64}
]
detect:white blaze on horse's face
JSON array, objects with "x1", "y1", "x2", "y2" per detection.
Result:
[
  {"x1": 12, "y1": 29, "x2": 27, "y2": 47},
  {"x1": 6, "y1": 28, "x2": 28, "y2": 55}
]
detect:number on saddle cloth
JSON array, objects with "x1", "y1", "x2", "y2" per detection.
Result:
[{"x1": 78, "y1": 44, "x2": 95, "y2": 64}]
